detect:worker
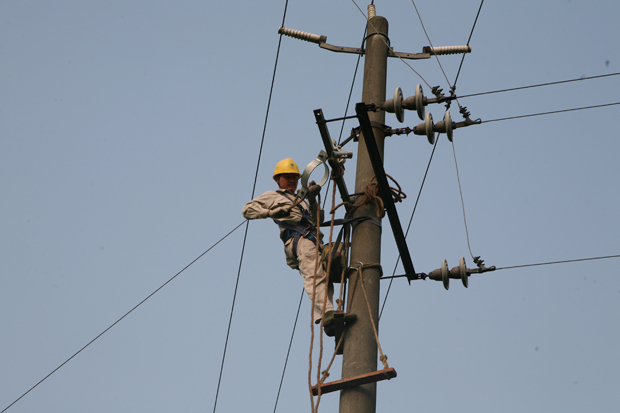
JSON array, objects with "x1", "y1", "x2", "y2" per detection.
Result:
[{"x1": 242, "y1": 158, "x2": 336, "y2": 336}]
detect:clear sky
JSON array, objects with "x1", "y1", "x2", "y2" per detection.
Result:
[{"x1": 1, "y1": 1, "x2": 619, "y2": 412}]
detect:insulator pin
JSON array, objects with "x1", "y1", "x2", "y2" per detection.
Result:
[
  {"x1": 278, "y1": 27, "x2": 327, "y2": 44},
  {"x1": 423, "y1": 45, "x2": 472, "y2": 55}
]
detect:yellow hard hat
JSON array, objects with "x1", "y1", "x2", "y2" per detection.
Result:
[{"x1": 273, "y1": 158, "x2": 300, "y2": 178}]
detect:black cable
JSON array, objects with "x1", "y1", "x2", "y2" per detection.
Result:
[
  {"x1": 482, "y1": 102, "x2": 620, "y2": 123},
  {"x1": 496, "y1": 255, "x2": 620, "y2": 271},
  {"x1": 379, "y1": 254, "x2": 620, "y2": 280},
  {"x1": 322, "y1": 30, "x2": 364, "y2": 212},
  {"x1": 212, "y1": 2, "x2": 290, "y2": 412},
  {"x1": 1, "y1": 220, "x2": 246, "y2": 413},
  {"x1": 460, "y1": 72, "x2": 620, "y2": 99},
  {"x1": 273, "y1": 289, "x2": 304, "y2": 413},
  {"x1": 337, "y1": 53, "x2": 363, "y2": 146},
  {"x1": 453, "y1": 0, "x2": 485, "y2": 87}
]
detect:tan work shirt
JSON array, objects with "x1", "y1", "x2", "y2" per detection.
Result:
[{"x1": 242, "y1": 189, "x2": 322, "y2": 242}]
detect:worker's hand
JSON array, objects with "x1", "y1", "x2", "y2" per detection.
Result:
[
  {"x1": 269, "y1": 206, "x2": 290, "y2": 219},
  {"x1": 307, "y1": 180, "x2": 321, "y2": 200}
]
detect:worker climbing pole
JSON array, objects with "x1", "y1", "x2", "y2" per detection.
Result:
[{"x1": 277, "y1": 3, "x2": 476, "y2": 413}]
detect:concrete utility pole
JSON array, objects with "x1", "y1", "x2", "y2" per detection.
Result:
[
  {"x1": 340, "y1": 12, "x2": 389, "y2": 413},
  {"x1": 279, "y1": 5, "x2": 474, "y2": 411}
]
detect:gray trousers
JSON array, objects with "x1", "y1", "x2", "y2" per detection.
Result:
[{"x1": 285, "y1": 237, "x2": 334, "y2": 322}]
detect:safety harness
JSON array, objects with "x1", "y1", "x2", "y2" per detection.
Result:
[{"x1": 274, "y1": 190, "x2": 320, "y2": 257}]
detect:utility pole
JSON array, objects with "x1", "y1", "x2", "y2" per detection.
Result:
[
  {"x1": 279, "y1": 5, "x2": 474, "y2": 412},
  {"x1": 340, "y1": 9, "x2": 388, "y2": 413}
]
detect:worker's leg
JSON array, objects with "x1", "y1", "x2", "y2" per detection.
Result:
[{"x1": 293, "y1": 238, "x2": 334, "y2": 322}]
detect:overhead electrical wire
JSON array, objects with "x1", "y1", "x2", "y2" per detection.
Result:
[
  {"x1": 378, "y1": 254, "x2": 620, "y2": 280},
  {"x1": 495, "y1": 255, "x2": 620, "y2": 271},
  {"x1": 453, "y1": 0, "x2": 485, "y2": 87},
  {"x1": 272, "y1": 289, "x2": 305, "y2": 413},
  {"x1": 1, "y1": 220, "x2": 247, "y2": 413},
  {"x1": 451, "y1": 141, "x2": 475, "y2": 259},
  {"x1": 459, "y1": 72, "x2": 620, "y2": 99},
  {"x1": 322, "y1": 29, "x2": 364, "y2": 212},
  {"x1": 380, "y1": 0, "x2": 486, "y2": 318},
  {"x1": 482, "y1": 102, "x2": 620, "y2": 123},
  {"x1": 410, "y1": 0, "x2": 454, "y2": 93},
  {"x1": 350, "y1": 0, "x2": 432, "y2": 88},
  {"x1": 213, "y1": 1, "x2": 291, "y2": 413}
]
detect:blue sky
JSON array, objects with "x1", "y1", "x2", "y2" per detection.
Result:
[{"x1": 1, "y1": 1, "x2": 619, "y2": 412}]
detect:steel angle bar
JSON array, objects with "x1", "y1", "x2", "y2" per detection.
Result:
[
  {"x1": 314, "y1": 109, "x2": 352, "y2": 213},
  {"x1": 355, "y1": 102, "x2": 418, "y2": 282}
]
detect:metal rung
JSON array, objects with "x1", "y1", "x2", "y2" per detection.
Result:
[{"x1": 312, "y1": 368, "x2": 397, "y2": 396}]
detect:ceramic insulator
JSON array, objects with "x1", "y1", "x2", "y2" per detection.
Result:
[
  {"x1": 368, "y1": 4, "x2": 376, "y2": 18},
  {"x1": 427, "y1": 45, "x2": 471, "y2": 55},
  {"x1": 278, "y1": 27, "x2": 325, "y2": 44}
]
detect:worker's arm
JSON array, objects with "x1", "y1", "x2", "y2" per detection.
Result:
[
  {"x1": 306, "y1": 182, "x2": 324, "y2": 227},
  {"x1": 242, "y1": 191, "x2": 290, "y2": 220}
]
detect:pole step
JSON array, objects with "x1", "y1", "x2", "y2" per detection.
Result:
[{"x1": 312, "y1": 368, "x2": 397, "y2": 396}]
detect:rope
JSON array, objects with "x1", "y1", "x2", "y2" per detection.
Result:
[
  {"x1": 307, "y1": 196, "x2": 321, "y2": 412},
  {"x1": 353, "y1": 262, "x2": 390, "y2": 370},
  {"x1": 314, "y1": 194, "x2": 329, "y2": 413},
  {"x1": 334, "y1": 174, "x2": 407, "y2": 218},
  {"x1": 312, "y1": 175, "x2": 355, "y2": 398}
]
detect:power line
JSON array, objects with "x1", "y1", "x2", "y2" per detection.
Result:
[
  {"x1": 273, "y1": 289, "x2": 305, "y2": 413},
  {"x1": 381, "y1": 1, "x2": 487, "y2": 319},
  {"x1": 482, "y1": 102, "x2": 620, "y2": 123},
  {"x1": 460, "y1": 72, "x2": 620, "y2": 99},
  {"x1": 213, "y1": 1, "x2": 291, "y2": 412},
  {"x1": 1, "y1": 220, "x2": 246, "y2": 413},
  {"x1": 379, "y1": 254, "x2": 620, "y2": 280},
  {"x1": 453, "y1": 0, "x2": 485, "y2": 87},
  {"x1": 496, "y1": 255, "x2": 620, "y2": 271}
]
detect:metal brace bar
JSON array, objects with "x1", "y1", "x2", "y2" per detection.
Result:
[
  {"x1": 314, "y1": 109, "x2": 353, "y2": 213},
  {"x1": 355, "y1": 102, "x2": 418, "y2": 282}
]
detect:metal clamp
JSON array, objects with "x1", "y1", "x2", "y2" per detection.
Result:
[{"x1": 298, "y1": 150, "x2": 329, "y2": 200}]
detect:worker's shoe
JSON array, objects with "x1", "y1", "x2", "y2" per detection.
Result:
[
  {"x1": 318, "y1": 310, "x2": 335, "y2": 337},
  {"x1": 319, "y1": 310, "x2": 358, "y2": 337},
  {"x1": 324, "y1": 321, "x2": 335, "y2": 337}
]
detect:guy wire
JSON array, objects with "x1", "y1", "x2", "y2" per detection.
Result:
[
  {"x1": 1, "y1": 220, "x2": 246, "y2": 413},
  {"x1": 214, "y1": 1, "x2": 290, "y2": 413}
]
